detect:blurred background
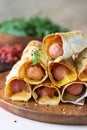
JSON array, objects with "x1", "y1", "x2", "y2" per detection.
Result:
[{"x1": 0, "y1": 0, "x2": 87, "y2": 32}]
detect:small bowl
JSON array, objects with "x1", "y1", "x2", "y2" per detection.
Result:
[
  {"x1": 0, "y1": 62, "x2": 15, "y2": 72},
  {"x1": 0, "y1": 33, "x2": 42, "y2": 72}
]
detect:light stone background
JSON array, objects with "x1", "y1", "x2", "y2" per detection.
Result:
[{"x1": 0, "y1": 0, "x2": 87, "y2": 32}]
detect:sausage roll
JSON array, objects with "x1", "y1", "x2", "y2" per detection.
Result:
[
  {"x1": 33, "y1": 80, "x2": 60, "y2": 105},
  {"x1": 19, "y1": 40, "x2": 48, "y2": 85},
  {"x1": 42, "y1": 30, "x2": 87, "y2": 62},
  {"x1": 61, "y1": 81, "x2": 87, "y2": 105},
  {"x1": 5, "y1": 60, "x2": 32, "y2": 101},
  {"x1": 22, "y1": 40, "x2": 48, "y2": 66},
  {"x1": 22, "y1": 40, "x2": 41, "y2": 59},
  {"x1": 76, "y1": 48, "x2": 87, "y2": 81},
  {"x1": 48, "y1": 57, "x2": 77, "y2": 88},
  {"x1": 18, "y1": 59, "x2": 48, "y2": 85}
]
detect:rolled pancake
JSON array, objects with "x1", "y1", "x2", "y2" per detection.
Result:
[
  {"x1": 21, "y1": 40, "x2": 48, "y2": 66},
  {"x1": 76, "y1": 48, "x2": 87, "y2": 81},
  {"x1": 48, "y1": 57, "x2": 77, "y2": 88},
  {"x1": 61, "y1": 81, "x2": 87, "y2": 105},
  {"x1": 5, "y1": 60, "x2": 32, "y2": 101},
  {"x1": 43, "y1": 30, "x2": 87, "y2": 62},
  {"x1": 33, "y1": 80, "x2": 60, "y2": 105},
  {"x1": 18, "y1": 59, "x2": 48, "y2": 85},
  {"x1": 19, "y1": 40, "x2": 48, "y2": 84},
  {"x1": 22, "y1": 40, "x2": 41, "y2": 59}
]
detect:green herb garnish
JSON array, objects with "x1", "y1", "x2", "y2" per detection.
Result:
[{"x1": 32, "y1": 51, "x2": 41, "y2": 65}]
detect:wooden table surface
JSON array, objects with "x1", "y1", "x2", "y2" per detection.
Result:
[{"x1": 0, "y1": 0, "x2": 87, "y2": 32}]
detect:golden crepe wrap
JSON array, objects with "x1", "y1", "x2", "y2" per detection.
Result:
[
  {"x1": 18, "y1": 59, "x2": 48, "y2": 85},
  {"x1": 33, "y1": 80, "x2": 61, "y2": 105},
  {"x1": 61, "y1": 81, "x2": 87, "y2": 105},
  {"x1": 48, "y1": 57, "x2": 77, "y2": 88},
  {"x1": 76, "y1": 48, "x2": 87, "y2": 81},
  {"x1": 43, "y1": 30, "x2": 87, "y2": 62},
  {"x1": 5, "y1": 60, "x2": 32, "y2": 101},
  {"x1": 19, "y1": 40, "x2": 48, "y2": 85},
  {"x1": 22, "y1": 40, "x2": 41, "y2": 60},
  {"x1": 21, "y1": 40, "x2": 48, "y2": 66}
]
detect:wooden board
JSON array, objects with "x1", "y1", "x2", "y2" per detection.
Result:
[
  {"x1": 0, "y1": 33, "x2": 42, "y2": 45},
  {"x1": 0, "y1": 72, "x2": 87, "y2": 125}
]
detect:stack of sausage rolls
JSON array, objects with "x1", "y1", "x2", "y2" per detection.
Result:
[{"x1": 4, "y1": 30, "x2": 87, "y2": 105}]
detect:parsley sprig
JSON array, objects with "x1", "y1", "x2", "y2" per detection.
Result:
[{"x1": 32, "y1": 51, "x2": 42, "y2": 65}]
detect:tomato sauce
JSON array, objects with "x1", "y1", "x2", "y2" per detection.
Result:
[{"x1": 0, "y1": 44, "x2": 23, "y2": 63}]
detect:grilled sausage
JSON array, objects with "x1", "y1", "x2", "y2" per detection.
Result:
[
  {"x1": 84, "y1": 65, "x2": 87, "y2": 74},
  {"x1": 10, "y1": 79, "x2": 26, "y2": 93},
  {"x1": 36, "y1": 86, "x2": 55, "y2": 97},
  {"x1": 66, "y1": 83, "x2": 84, "y2": 96},
  {"x1": 84, "y1": 69, "x2": 87, "y2": 74},
  {"x1": 48, "y1": 42, "x2": 63, "y2": 59},
  {"x1": 51, "y1": 63, "x2": 70, "y2": 80},
  {"x1": 26, "y1": 64, "x2": 44, "y2": 80}
]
